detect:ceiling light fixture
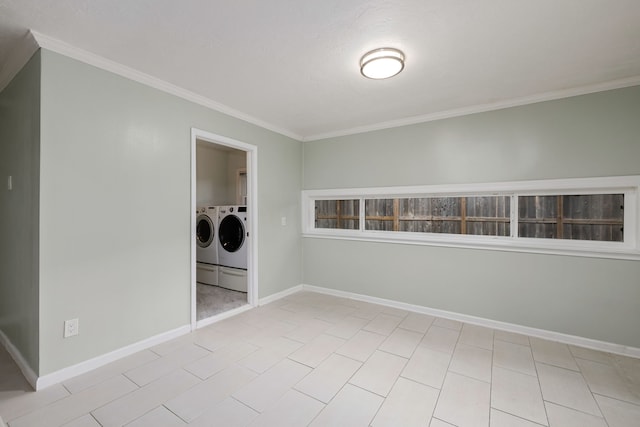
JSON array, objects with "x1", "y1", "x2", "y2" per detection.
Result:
[{"x1": 360, "y1": 47, "x2": 405, "y2": 79}]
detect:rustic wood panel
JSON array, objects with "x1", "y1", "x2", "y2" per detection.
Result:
[
  {"x1": 364, "y1": 199, "x2": 394, "y2": 231},
  {"x1": 315, "y1": 199, "x2": 360, "y2": 230},
  {"x1": 316, "y1": 194, "x2": 622, "y2": 241},
  {"x1": 518, "y1": 194, "x2": 623, "y2": 241},
  {"x1": 463, "y1": 196, "x2": 510, "y2": 236},
  {"x1": 365, "y1": 196, "x2": 509, "y2": 236}
]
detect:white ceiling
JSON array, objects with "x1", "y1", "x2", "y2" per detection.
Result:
[{"x1": 1, "y1": 0, "x2": 639, "y2": 141}]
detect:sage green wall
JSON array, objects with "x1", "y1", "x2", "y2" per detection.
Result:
[
  {"x1": 225, "y1": 149, "x2": 247, "y2": 204},
  {"x1": 39, "y1": 49, "x2": 302, "y2": 374},
  {"x1": 303, "y1": 87, "x2": 640, "y2": 348},
  {"x1": 0, "y1": 51, "x2": 41, "y2": 373},
  {"x1": 195, "y1": 143, "x2": 235, "y2": 206}
]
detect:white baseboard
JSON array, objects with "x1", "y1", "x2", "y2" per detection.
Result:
[
  {"x1": 7, "y1": 282, "x2": 638, "y2": 393},
  {"x1": 0, "y1": 329, "x2": 38, "y2": 390},
  {"x1": 4, "y1": 286, "x2": 298, "y2": 391},
  {"x1": 36, "y1": 324, "x2": 191, "y2": 390},
  {"x1": 37, "y1": 287, "x2": 302, "y2": 388},
  {"x1": 258, "y1": 285, "x2": 304, "y2": 306},
  {"x1": 301, "y1": 284, "x2": 640, "y2": 359}
]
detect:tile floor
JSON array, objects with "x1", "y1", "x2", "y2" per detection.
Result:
[{"x1": 1, "y1": 291, "x2": 639, "y2": 426}]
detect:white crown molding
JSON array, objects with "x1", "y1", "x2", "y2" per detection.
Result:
[
  {"x1": 301, "y1": 284, "x2": 640, "y2": 359},
  {"x1": 303, "y1": 76, "x2": 640, "y2": 141},
  {"x1": 29, "y1": 31, "x2": 304, "y2": 142},
  {"x1": 0, "y1": 31, "x2": 39, "y2": 93},
  {"x1": 6, "y1": 31, "x2": 639, "y2": 144}
]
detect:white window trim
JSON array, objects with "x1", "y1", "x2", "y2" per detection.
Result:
[{"x1": 302, "y1": 176, "x2": 640, "y2": 261}]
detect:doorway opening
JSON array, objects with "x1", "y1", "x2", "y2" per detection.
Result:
[{"x1": 190, "y1": 128, "x2": 258, "y2": 330}]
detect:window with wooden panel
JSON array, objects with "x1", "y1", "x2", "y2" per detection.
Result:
[
  {"x1": 518, "y1": 194, "x2": 624, "y2": 242},
  {"x1": 365, "y1": 196, "x2": 510, "y2": 236},
  {"x1": 303, "y1": 176, "x2": 640, "y2": 260},
  {"x1": 314, "y1": 199, "x2": 360, "y2": 230}
]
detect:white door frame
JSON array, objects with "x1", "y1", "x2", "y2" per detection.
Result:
[{"x1": 190, "y1": 128, "x2": 259, "y2": 330}]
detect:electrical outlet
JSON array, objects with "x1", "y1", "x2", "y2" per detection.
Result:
[
  {"x1": 281, "y1": 216, "x2": 287, "y2": 226},
  {"x1": 64, "y1": 318, "x2": 79, "y2": 338}
]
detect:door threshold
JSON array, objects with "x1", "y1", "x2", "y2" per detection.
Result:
[{"x1": 195, "y1": 304, "x2": 253, "y2": 329}]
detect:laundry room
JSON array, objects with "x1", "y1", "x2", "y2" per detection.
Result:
[{"x1": 195, "y1": 139, "x2": 248, "y2": 321}]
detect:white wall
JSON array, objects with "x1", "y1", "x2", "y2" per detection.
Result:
[
  {"x1": 303, "y1": 86, "x2": 640, "y2": 348},
  {"x1": 38, "y1": 49, "x2": 302, "y2": 375}
]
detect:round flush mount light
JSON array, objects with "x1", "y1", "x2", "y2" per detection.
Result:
[{"x1": 360, "y1": 47, "x2": 405, "y2": 79}]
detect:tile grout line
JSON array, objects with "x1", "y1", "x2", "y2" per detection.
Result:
[
  {"x1": 530, "y1": 340, "x2": 553, "y2": 427},
  {"x1": 429, "y1": 318, "x2": 463, "y2": 426},
  {"x1": 488, "y1": 330, "x2": 495, "y2": 427},
  {"x1": 161, "y1": 403, "x2": 189, "y2": 424},
  {"x1": 297, "y1": 368, "x2": 369, "y2": 427},
  {"x1": 69, "y1": 374, "x2": 141, "y2": 426},
  {"x1": 491, "y1": 407, "x2": 547, "y2": 426},
  {"x1": 534, "y1": 359, "x2": 581, "y2": 372},
  {"x1": 574, "y1": 355, "x2": 640, "y2": 408},
  {"x1": 591, "y1": 391, "x2": 640, "y2": 409},
  {"x1": 365, "y1": 341, "x2": 409, "y2": 424},
  {"x1": 542, "y1": 398, "x2": 610, "y2": 424},
  {"x1": 120, "y1": 405, "x2": 160, "y2": 426},
  {"x1": 228, "y1": 394, "x2": 260, "y2": 415},
  {"x1": 492, "y1": 362, "x2": 539, "y2": 378},
  {"x1": 490, "y1": 333, "x2": 552, "y2": 426}
]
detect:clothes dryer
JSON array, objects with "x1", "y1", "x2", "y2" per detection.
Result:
[{"x1": 217, "y1": 205, "x2": 248, "y2": 270}]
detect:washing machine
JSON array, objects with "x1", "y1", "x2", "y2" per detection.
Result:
[
  {"x1": 217, "y1": 205, "x2": 248, "y2": 270},
  {"x1": 196, "y1": 206, "x2": 218, "y2": 285}
]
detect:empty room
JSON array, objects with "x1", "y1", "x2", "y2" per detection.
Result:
[{"x1": 1, "y1": 1, "x2": 639, "y2": 426}]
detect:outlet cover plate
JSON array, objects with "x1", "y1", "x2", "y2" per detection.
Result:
[{"x1": 64, "y1": 318, "x2": 79, "y2": 338}]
